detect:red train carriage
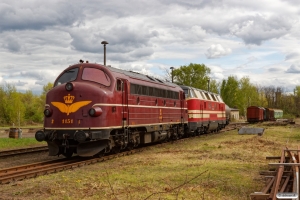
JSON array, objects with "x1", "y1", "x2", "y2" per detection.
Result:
[
  {"x1": 180, "y1": 85, "x2": 227, "y2": 134},
  {"x1": 247, "y1": 106, "x2": 264, "y2": 123},
  {"x1": 35, "y1": 62, "x2": 188, "y2": 157}
]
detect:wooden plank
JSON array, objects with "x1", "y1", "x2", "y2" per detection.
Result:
[
  {"x1": 279, "y1": 175, "x2": 291, "y2": 192},
  {"x1": 269, "y1": 163, "x2": 300, "y2": 166},
  {"x1": 266, "y1": 156, "x2": 289, "y2": 160},
  {"x1": 249, "y1": 193, "x2": 269, "y2": 200},
  {"x1": 261, "y1": 177, "x2": 275, "y2": 194},
  {"x1": 269, "y1": 148, "x2": 285, "y2": 200},
  {"x1": 260, "y1": 171, "x2": 292, "y2": 176}
]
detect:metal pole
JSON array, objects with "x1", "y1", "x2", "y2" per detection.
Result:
[
  {"x1": 101, "y1": 41, "x2": 108, "y2": 65},
  {"x1": 207, "y1": 78, "x2": 210, "y2": 92},
  {"x1": 170, "y1": 67, "x2": 174, "y2": 83}
]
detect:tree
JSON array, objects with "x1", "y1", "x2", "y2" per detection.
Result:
[
  {"x1": 220, "y1": 76, "x2": 239, "y2": 109},
  {"x1": 209, "y1": 79, "x2": 220, "y2": 94},
  {"x1": 21, "y1": 91, "x2": 44, "y2": 123},
  {"x1": 256, "y1": 85, "x2": 268, "y2": 107},
  {"x1": 172, "y1": 63, "x2": 211, "y2": 90},
  {"x1": 39, "y1": 82, "x2": 53, "y2": 107},
  {"x1": 0, "y1": 83, "x2": 25, "y2": 126},
  {"x1": 220, "y1": 76, "x2": 262, "y2": 117},
  {"x1": 237, "y1": 77, "x2": 259, "y2": 116}
]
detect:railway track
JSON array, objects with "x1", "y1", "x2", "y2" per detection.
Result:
[
  {"x1": 0, "y1": 146, "x2": 48, "y2": 158},
  {"x1": 0, "y1": 124, "x2": 243, "y2": 185},
  {"x1": 0, "y1": 149, "x2": 142, "y2": 184}
]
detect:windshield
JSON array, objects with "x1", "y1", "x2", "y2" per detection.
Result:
[
  {"x1": 55, "y1": 68, "x2": 79, "y2": 86},
  {"x1": 82, "y1": 67, "x2": 111, "y2": 86}
]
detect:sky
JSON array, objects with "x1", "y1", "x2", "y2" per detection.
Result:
[{"x1": 1, "y1": 0, "x2": 300, "y2": 95}]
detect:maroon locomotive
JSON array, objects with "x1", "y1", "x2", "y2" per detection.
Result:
[{"x1": 35, "y1": 61, "x2": 228, "y2": 157}]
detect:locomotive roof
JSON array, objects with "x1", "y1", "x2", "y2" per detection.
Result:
[
  {"x1": 106, "y1": 65, "x2": 177, "y2": 87},
  {"x1": 180, "y1": 84, "x2": 219, "y2": 96}
]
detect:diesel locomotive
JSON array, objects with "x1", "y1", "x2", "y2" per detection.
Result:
[{"x1": 35, "y1": 61, "x2": 228, "y2": 158}]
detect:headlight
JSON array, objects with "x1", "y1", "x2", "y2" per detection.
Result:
[
  {"x1": 89, "y1": 107, "x2": 102, "y2": 117},
  {"x1": 44, "y1": 108, "x2": 52, "y2": 117},
  {"x1": 65, "y1": 82, "x2": 74, "y2": 91}
]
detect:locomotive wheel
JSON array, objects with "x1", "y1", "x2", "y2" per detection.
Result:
[
  {"x1": 94, "y1": 149, "x2": 105, "y2": 158},
  {"x1": 127, "y1": 143, "x2": 134, "y2": 150},
  {"x1": 62, "y1": 149, "x2": 73, "y2": 158},
  {"x1": 112, "y1": 146, "x2": 121, "y2": 154}
]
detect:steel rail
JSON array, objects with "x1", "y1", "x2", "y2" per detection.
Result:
[
  {"x1": 0, "y1": 149, "x2": 140, "y2": 184},
  {"x1": 0, "y1": 146, "x2": 48, "y2": 158}
]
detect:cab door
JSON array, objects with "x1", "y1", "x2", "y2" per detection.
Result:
[
  {"x1": 180, "y1": 91, "x2": 186, "y2": 123},
  {"x1": 121, "y1": 79, "x2": 129, "y2": 128}
]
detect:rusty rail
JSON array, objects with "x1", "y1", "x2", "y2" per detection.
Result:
[
  {"x1": 0, "y1": 149, "x2": 140, "y2": 184},
  {"x1": 0, "y1": 146, "x2": 48, "y2": 158}
]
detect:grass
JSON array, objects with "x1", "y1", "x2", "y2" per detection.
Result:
[
  {"x1": 0, "y1": 126, "x2": 44, "y2": 150},
  {"x1": 1, "y1": 121, "x2": 300, "y2": 199},
  {"x1": 0, "y1": 138, "x2": 45, "y2": 150}
]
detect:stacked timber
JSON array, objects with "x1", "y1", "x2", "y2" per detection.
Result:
[{"x1": 250, "y1": 147, "x2": 300, "y2": 200}]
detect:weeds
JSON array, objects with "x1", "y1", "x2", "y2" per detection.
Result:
[{"x1": 1, "y1": 123, "x2": 300, "y2": 199}]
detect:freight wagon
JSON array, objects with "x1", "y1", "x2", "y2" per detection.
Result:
[
  {"x1": 247, "y1": 106, "x2": 283, "y2": 123},
  {"x1": 247, "y1": 106, "x2": 264, "y2": 123}
]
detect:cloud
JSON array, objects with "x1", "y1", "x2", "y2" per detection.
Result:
[
  {"x1": 70, "y1": 25, "x2": 158, "y2": 52},
  {"x1": 205, "y1": 44, "x2": 232, "y2": 59},
  {"x1": 17, "y1": 71, "x2": 56, "y2": 86},
  {"x1": 208, "y1": 65, "x2": 225, "y2": 80},
  {"x1": 0, "y1": 0, "x2": 300, "y2": 94},
  {"x1": 286, "y1": 64, "x2": 300, "y2": 73},
  {"x1": 285, "y1": 52, "x2": 300, "y2": 61},
  {"x1": 69, "y1": 25, "x2": 158, "y2": 62},
  {"x1": 20, "y1": 71, "x2": 45, "y2": 79},
  {"x1": 268, "y1": 67, "x2": 283, "y2": 72},
  {"x1": 230, "y1": 15, "x2": 294, "y2": 45},
  {"x1": 0, "y1": 1, "x2": 84, "y2": 32},
  {"x1": 15, "y1": 80, "x2": 27, "y2": 86},
  {"x1": 1, "y1": 36, "x2": 21, "y2": 52},
  {"x1": 164, "y1": 26, "x2": 207, "y2": 44}
]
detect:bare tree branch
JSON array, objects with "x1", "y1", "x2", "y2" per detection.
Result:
[
  {"x1": 106, "y1": 171, "x2": 118, "y2": 200},
  {"x1": 143, "y1": 170, "x2": 208, "y2": 200}
]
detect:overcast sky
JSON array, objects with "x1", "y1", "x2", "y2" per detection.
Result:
[{"x1": 1, "y1": 0, "x2": 300, "y2": 94}]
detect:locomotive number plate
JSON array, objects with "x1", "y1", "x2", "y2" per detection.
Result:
[{"x1": 62, "y1": 119, "x2": 74, "y2": 124}]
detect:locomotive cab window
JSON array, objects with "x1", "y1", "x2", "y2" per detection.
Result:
[
  {"x1": 82, "y1": 68, "x2": 111, "y2": 86},
  {"x1": 55, "y1": 68, "x2": 79, "y2": 86},
  {"x1": 116, "y1": 79, "x2": 123, "y2": 91},
  {"x1": 194, "y1": 90, "x2": 200, "y2": 99},
  {"x1": 217, "y1": 95, "x2": 224, "y2": 102},
  {"x1": 189, "y1": 89, "x2": 196, "y2": 98},
  {"x1": 183, "y1": 89, "x2": 188, "y2": 98},
  {"x1": 211, "y1": 94, "x2": 217, "y2": 102},
  {"x1": 204, "y1": 92, "x2": 211, "y2": 100},
  {"x1": 200, "y1": 91, "x2": 206, "y2": 100}
]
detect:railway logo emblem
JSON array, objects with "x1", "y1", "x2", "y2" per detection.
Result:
[{"x1": 51, "y1": 94, "x2": 92, "y2": 115}]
